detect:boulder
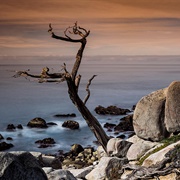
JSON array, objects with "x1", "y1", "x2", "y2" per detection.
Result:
[
  {"x1": 85, "y1": 157, "x2": 128, "y2": 180},
  {"x1": 62, "y1": 120, "x2": 79, "y2": 130},
  {"x1": 107, "y1": 138, "x2": 133, "y2": 157},
  {"x1": 95, "y1": 105, "x2": 130, "y2": 115},
  {"x1": 17, "y1": 124, "x2": 23, "y2": 129},
  {"x1": 27, "y1": 117, "x2": 48, "y2": 128},
  {"x1": 0, "y1": 152, "x2": 47, "y2": 180},
  {"x1": 46, "y1": 169, "x2": 76, "y2": 180},
  {"x1": 71, "y1": 144, "x2": 84, "y2": 155},
  {"x1": 0, "y1": 141, "x2": 13, "y2": 151},
  {"x1": 70, "y1": 166, "x2": 93, "y2": 179},
  {"x1": 126, "y1": 135, "x2": 159, "y2": 161},
  {"x1": 165, "y1": 81, "x2": 180, "y2": 133},
  {"x1": 142, "y1": 141, "x2": 180, "y2": 167},
  {"x1": 133, "y1": 88, "x2": 169, "y2": 141}
]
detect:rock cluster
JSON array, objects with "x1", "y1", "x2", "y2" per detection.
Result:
[{"x1": 133, "y1": 81, "x2": 180, "y2": 141}]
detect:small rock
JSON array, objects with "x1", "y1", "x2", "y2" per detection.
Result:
[
  {"x1": 0, "y1": 134, "x2": 4, "y2": 140},
  {"x1": 54, "y1": 113, "x2": 76, "y2": 117},
  {"x1": 17, "y1": 124, "x2": 23, "y2": 129},
  {"x1": 6, "y1": 137, "x2": 13, "y2": 141},
  {"x1": 0, "y1": 141, "x2": 14, "y2": 151},
  {"x1": 27, "y1": 117, "x2": 48, "y2": 128},
  {"x1": 62, "y1": 120, "x2": 79, "y2": 130},
  {"x1": 71, "y1": 144, "x2": 84, "y2": 155},
  {"x1": 35, "y1": 138, "x2": 56, "y2": 148},
  {"x1": 6, "y1": 124, "x2": 16, "y2": 130},
  {"x1": 46, "y1": 122, "x2": 57, "y2": 126}
]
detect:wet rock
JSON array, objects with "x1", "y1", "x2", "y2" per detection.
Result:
[
  {"x1": 62, "y1": 120, "x2": 79, "y2": 130},
  {"x1": 0, "y1": 141, "x2": 14, "y2": 151},
  {"x1": 46, "y1": 122, "x2": 57, "y2": 126},
  {"x1": 6, "y1": 137, "x2": 13, "y2": 141},
  {"x1": 17, "y1": 124, "x2": 23, "y2": 129},
  {"x1": 114, "y1": 114, "x2": 134, "y2": 132},
  {"x1": 27, "y1": 117, "x2": 48, "y2": 128},
  {"x1": 104, "y1": 122, "x2": 116, "y2": 130},
  {"x1": 54, "y1": 113, "x2": 76, "y2": 118},
  {"x1": 71, "y1": 144, "x2": 84, "y2": 155},
  {"x1": 0, "y1": 134, "x2": 4, "y2": 140},
  {"x1": 35, "y1": 138, "x2": 56, "y2": 148},
  {"x1": 6, "y1": 124, "x2": 16, "y2": 130},
  {"x1": 95, "y1": 105, "x2": 130, "y2": 115}
]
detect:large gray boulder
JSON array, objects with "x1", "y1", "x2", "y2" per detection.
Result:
[
  {"x1": 0, "y1": 152, "x2": 47, "y2": 180},
  {"x1": 165, "y1": 81, "x2": 180, "y2": 133},
  {"x1": 133, "y1": 88, "x2": 169, "y2": 141}
]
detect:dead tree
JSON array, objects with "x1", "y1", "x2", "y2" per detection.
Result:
[{"x1": 14, "y1": 22, "x2": 110, "y2": 152}]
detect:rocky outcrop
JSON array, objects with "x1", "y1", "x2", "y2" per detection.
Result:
[
  {"x1": 27, "y1": 117, "x2": 48, "y2": 128},
  {"x1": 165, "y1": 81, "x2": 180, "y2": 133},
  {"x1": 95, "y1": 105, "x2": 130, "y2": 115},
  {"x1": 62, "y1": 120, "x2": 79, "y2": 130},
  {"x1": 0, "y1": 152, "x2": 47, "y2": 180}
]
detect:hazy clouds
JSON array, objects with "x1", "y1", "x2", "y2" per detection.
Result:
[{"x1": 0, "y1": 0, "x2": 180, "y2": 56}]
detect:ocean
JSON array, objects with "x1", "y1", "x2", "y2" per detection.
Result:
[{"x1": 0, "y1": 55, "x2": 179, "y2": 154}]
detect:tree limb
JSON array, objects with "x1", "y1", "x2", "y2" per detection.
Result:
[{"x1": 83, "y1": 75, "x2": 97, "y2": 105}]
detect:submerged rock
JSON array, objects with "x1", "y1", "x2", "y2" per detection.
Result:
[
  {"x1": 54, "y1": 113, "x2": 76, "y2": 117},
  {"x1": 95, "y1": 105, "x2": 130, "y2": 115},
  {"x1": 27, "y1": 117, "x2": 48, "y2": 128}
]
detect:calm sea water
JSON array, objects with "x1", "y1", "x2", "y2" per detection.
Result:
[{"x1": 0, "y1": 55, "x2": 179, "y2": 153}]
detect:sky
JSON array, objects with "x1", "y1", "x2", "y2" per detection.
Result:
[{"x1": 0, "y1": 0, "x2": 180, "y2": 56}]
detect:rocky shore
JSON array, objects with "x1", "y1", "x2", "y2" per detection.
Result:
[{"x1": 0, "y1": 81, "x2": 180, "y2": 179}]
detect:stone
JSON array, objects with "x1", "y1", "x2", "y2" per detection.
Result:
[
  {"x1": 85, "y1": 157, "x2": 128, "y2": 180},
  {"x1": 54, "y1": 113, "x2": 76, "y2": 117},
  {"x1": 103, "y1": 122, "x2": 116, "y2": 129},
  {"x1": 17, "y1": 124, "x2": 23, "y2": 129},
  {"x1": 46, "y1": 169, "x2": 76, "y2": 180},
  {"x1": 6, "y1": 124, "x2": 16, "y2": 130},
  {"x1": 71, "y1": 144, "x2": 84, "y2": 155},
  {"x1": 6, "y1": 137, "x2": 13, "y2": 140},
  {"x1": 0, "y1": 134, "x2": 4, "y2": 140},
  {"x1": 142, "y1": 141, "x2": 180, "y2": 167},
  {"x1": 107, "y1": 138, "x2": 133, "y2": 157},
  {"x1": 114, "y1": 114, "x2": 134, "y2": 132},
  {"x1": 94, "y1": 105, "x2": 131, "y2": 115},
  {"x1": 46, "y1": 122, "x2": 57, "y2": 126},
  {"x1": 69, "y1": 166, "x2": 93, "y2": 179},
  {"x1": 126, "y1": 135, "x2": 159, "y2": 160},
  {"x1": 0, "y1": 141, "x2": 13, "y2": 151},
  {"x1": 62, "y1": 120, "x2": 79, "y2": 130},
  {"x1": 27, "y1": 117, "x2": 48, "y2": 128},
  {"x1": 35, "y1": 138, "x2": 56, "y2": 148},
  {"x1": 133, "y1": 88, "x2": 169, "y2": 141},
  {"x1": 0, "y1": 152, "x2": 47, "y2": 180},
  {"x1": 165, "y1": 81, "x2": 180, "y2": 133}
]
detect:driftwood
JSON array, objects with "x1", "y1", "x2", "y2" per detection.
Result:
[{"x1": 14, "y1": 22, "x2": 110, "y2": 152}]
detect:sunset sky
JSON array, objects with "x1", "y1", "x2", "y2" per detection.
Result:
[{"x1": 0, "y1": 0, "x2": 180, "y2": 56}]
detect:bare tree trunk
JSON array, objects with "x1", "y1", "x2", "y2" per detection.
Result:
[{"x1": 65, "y1": 73, "x2": 110, "y2": 151}]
